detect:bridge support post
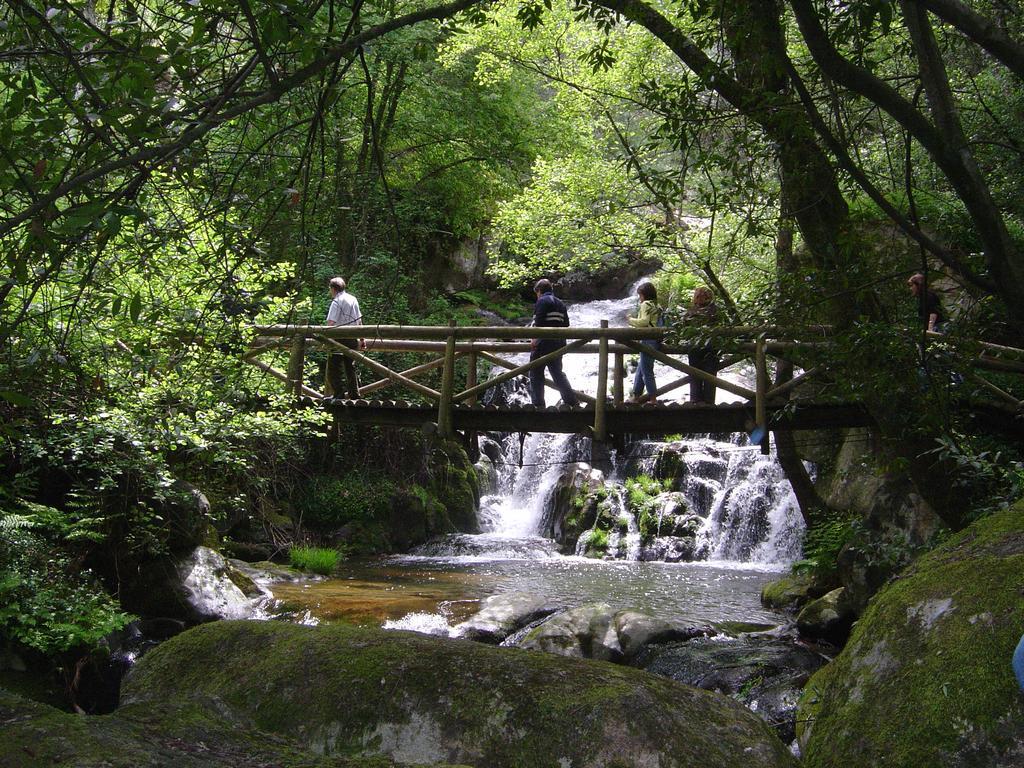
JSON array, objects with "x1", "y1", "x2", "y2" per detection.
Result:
[
  {"x1": 755, "y1": 335, "x2": 769, "y2": 455},
  {"x1": 438, "y1": 320, "x2": 457, "y2": 438},
  {"x1": 594, "y1": 320, "x2": 609, "y2": 442},
  {"x1": 286, "y1": 334, "x2": 306, "y2": 398}
]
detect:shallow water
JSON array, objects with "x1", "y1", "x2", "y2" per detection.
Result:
[{"x1": 269, "y1": 549, "x2": 785, "y2": 630}]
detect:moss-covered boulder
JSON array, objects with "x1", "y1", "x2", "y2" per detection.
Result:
[
  {"x1": 425, "y1": 438, "x2": 481, "y2": 534},
  {"x1": 798, "y1": 504, "x2": 1024, "y2": 767},
  {"x1": 796, "y1": 588, "x2": 855, "y2": 646},
  {"x1": 121, "y1": 620, "x2": 796, "y2": 768},
  {"x1": 760, "y1": 573, "x2": 830, "y2": 614},
  {"x1": 0, "y1": 688, "x2": 461, "y2": 768}
]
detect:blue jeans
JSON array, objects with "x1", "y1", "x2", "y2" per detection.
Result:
[
  {"x1": 1014, "y1": 633, "x2": 1024, "y2": 693},
  {"x1": 632, "y1": 340, "x2": 658, "y2": 397},
  {"x1": 529, "y1": 344, "x2": 579, "y2": 407}
]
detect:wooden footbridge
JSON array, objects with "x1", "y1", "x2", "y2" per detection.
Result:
[{"x1": 245, "y1": 322, "x2": 1024, "y2": 450}]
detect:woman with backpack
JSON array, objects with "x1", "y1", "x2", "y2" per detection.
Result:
[{"x1": 627, "y1": 281, "x2": 661, "y2": 404}]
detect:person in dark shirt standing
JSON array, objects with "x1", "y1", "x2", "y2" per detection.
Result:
[
  {"x1": 907, "y1": 273, "x2": 946, "y2": 333},
  {"x1": 529, "y1": 279, "x2": 580, "y2": 408},
  {"x1": 684, "y1": 286, "x2": 720, "y2": 404}
]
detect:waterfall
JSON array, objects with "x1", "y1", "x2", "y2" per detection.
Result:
[{"x1": 422, "y1": 280, "x2": 806, "y2": 567}]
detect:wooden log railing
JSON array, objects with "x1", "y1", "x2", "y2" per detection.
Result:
[{"x1": 244, "y1": 323, "x2": 1024, "y2": 442}]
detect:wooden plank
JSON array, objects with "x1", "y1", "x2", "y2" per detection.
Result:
[
  {"x1": 438, "y1": 320, "x2": 457, "y2": 438},
  {"x1": 245, "y1": 357, "x2": 323, "y2": 399},
  {"x1": 286, "y1": 335, "x2": 306, "y2": 397},
  {"x1": 477, "y1": 351, "x2": 596, "y2": 405},
  {"x1": 454, "y1": 337, "x2": 592, "y2": 403},
  {"x1": 967, "y1": 372, "x2": 1024, "y2": 410},
  {"x1": 755, "y1": 336, "x2": 768, "y2": 455},
  {"x1": 595, "y1": 320, "x2": 609, "y2": 441},
  {"x1": 620, "y1": 340, "x2": 757, "y2": 401},
  {"x1": 316, "y1": 335, "x2": 441, "y2": 401},
  {"x1": 257, "y1": 333, "x2": 826, "y2": 356},
  {"x1": 256, "y1": 323, "x2": 833, "y2": 340},
  {"x1": 320, "y1": 400, "x2": 872, "y2": 433},
  {"x1": 359, "y1": 355, "x2": 450, "y2": 397},
  {"x1": 765, "y1": 365, "x2": 823, "y2": 400}
]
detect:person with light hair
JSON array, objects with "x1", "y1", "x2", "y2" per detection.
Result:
[{"x1": 325, "y1": 276, "x2": 363, "y2": 399}]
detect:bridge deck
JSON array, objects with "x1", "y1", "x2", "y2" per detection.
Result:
[{"x1": 318, "y1": 398, "x2": 871, "y2": 434}]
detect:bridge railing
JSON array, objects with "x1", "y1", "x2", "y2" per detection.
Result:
[
  {"x1": 244, "y1": 322, "x2": 1024, "y2": 445},
  {"x1": 245, "y1": 322, "x2": 845, "y2": 450}
]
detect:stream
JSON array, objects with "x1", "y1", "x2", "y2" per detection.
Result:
[{"x1": 271, "y1": 282, "x2": 805, "y2": 632}]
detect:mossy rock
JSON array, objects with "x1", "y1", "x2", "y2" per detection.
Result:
[
  {"x1": 797, "y1": 503, "x2": 1024, "y2": 767},
  {"x1": 760, "y1": 574, "x2": 830, "y2": 614},
  {"x1": 425, "y1": 439, "x2": 480, "y2": 534},
  {"x1": 0, "y1": 688, "x2": 463, "y2": 768},
  {"x1": 122, "y1": 620, "x2": 796, "y2": 768}
]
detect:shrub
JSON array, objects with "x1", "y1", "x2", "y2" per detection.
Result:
[
  {"x1": 0, "y1": 525, "x2": 132, "y2": 655},
  {"x1": 294, "y1": 473, "x2": 396, "y2": 530},
  {"x1": 625, "y1": 475, "x2": 669, "y2": 514},
  {"x1": 288, "y1": 546, "x2": 341, "y2": 575},
  {"x1": 792, "y1": 511, "x2": 857, "y2": 579}
]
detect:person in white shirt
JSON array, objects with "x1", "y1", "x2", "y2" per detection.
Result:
[{"x1": 325, "y1": 276, "x2": 363, "y2": 399}]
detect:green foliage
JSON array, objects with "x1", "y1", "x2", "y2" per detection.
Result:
[
  {"x1": 582, "y1": 527, "x2": 609, "y2": 557},
  {"x1": 288, "y1": 546, "x2": 341, "y2": 576},
  {"x1": 0, "y1": 527, "x2": 132, "y2": 655},
  {"x1": 294, "y1": 473, "x2": 396, "y2": 531},
  {"x1": 925, "y1": 433, "x2": 1024, "y2": 522},
  {"x1": 793, "y1": 511, "x2": 857, "y2": 580},
  {"x1": 624, "y1": 474, "x2": 669, "y2": 513}
]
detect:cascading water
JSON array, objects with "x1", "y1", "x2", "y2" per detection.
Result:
[{"x1": 451, "y1": 282, "x2": 806, "y2": 566}]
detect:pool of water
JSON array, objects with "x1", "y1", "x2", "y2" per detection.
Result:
[{"x1": 268, "y1": 548, "x2": 787, "y2": 630}]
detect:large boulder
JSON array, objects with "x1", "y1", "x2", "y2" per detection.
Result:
[
  {"x1": 0, "y1": 688, "x2": 459, "y2": 768},
  {"x1": 120, "y1": 620, "x2": 796, "y2": 768},
  {"x1": 119, "y1": 546, "x2": 262, "y2": 623},
  {"x1": 425, "y1": 438, "x2": 481, "y2": 534},
  {"x1": 798, "y1": 503, "x2": 1024, "y2": 767},
  {"x1": 795, "y1": 588, "x2": 856, "y2": 646}
]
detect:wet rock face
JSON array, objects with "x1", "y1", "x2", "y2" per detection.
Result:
[
  {"x1": 515, "y1": 603, "x2": 700, "y2": 663},
  {"x1": 119, "y1": 546, "x2": 266, "y2": 624},
  {"x1": 636, "y1": 634, "x2": 828, "y2": 745},
  {"x1": 452, "y1": 592, "x2": 557, "y2": 644},
  {"x1": 795, "y1": 588, "x2": 856, "y2": 646},
  {"x1": 798, "y1": 504, "x2": 1024, "y2": 768},
  {"x1": 112, "y1": 620, "x2": 797, "y2": 768}
]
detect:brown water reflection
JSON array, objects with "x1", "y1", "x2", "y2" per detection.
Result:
[
  {"x1": 267, "y1": 554, "x2": 785, "y2": 629},
  {"x1": 269, "y1": 563, "x2": 491, "y2": 625}
]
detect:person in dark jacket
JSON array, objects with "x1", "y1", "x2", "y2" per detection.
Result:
[
  {"x1": 684, "y1": 286, "x2": 719, "y2": 404},
  {"x1": 529, "y1": 279, "x2": 579, "y2": 408},
  {"x1": 907, "y1": 273, "x2": 946, "y2": 333}
]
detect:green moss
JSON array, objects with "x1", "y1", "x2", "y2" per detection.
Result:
[
  {"x1": 798, "y1": 504, "x2": 1024, "y2": 767},
  {"x1": 118, "y1": 620, "x2": 796, "y2": 768},
  {"x1": 586, "y1": 528, "x2": 609, "y2": 556},
  {"x1": 760, "y1": 574, "x2": 823, "y2": 613},
  {"x1": 0, "y1": 687, "x2": 470, "y2": 768}
]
